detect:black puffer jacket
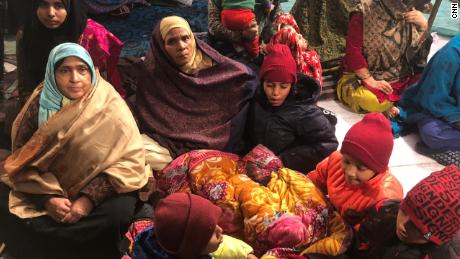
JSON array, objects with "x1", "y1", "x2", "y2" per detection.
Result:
[{"x1": 247, "y1": 74, "x2": 338, "y2": 173}]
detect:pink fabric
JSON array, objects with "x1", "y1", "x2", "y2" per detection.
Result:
[
  {"x1": 242, "y1": 144, "x2": 283, "y2": 184},
  {"x1": 79, "y1": 19, "x2": 125, "y2": 97},
  {"x1": 125, "y1": 219, "x2": 154, "y2": 254},
  {"x1": 273, "y1": 12, "x2": 300, "y2": 33},
  {"x1": 364, "y1": 74, "x2": 421, "y2": 103},
  {"x1": 269, "y1": 25, "x2": 323, "y2": 88},
  {"x1": 266, "y1": 215, "x2": 309, "y2": 248}
]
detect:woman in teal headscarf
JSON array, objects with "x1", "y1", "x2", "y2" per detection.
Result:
[{"x1": 0, "y1": 43, "x2": 148, "y2": 258}]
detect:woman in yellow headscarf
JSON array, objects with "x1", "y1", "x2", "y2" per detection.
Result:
[{"x1": 135, "y1": 16, "x2": 258, "y2": 171}]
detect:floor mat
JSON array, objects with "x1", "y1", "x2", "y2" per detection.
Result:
[{"x1": 96, "y1": 0, "x2": 208, "y2": 57}]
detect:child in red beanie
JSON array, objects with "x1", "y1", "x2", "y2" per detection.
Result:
[
  {"x1": 307, "y1": 112, "x2": 403, "y2": 231},
  {"x1": 247, "y1": 44, "x2": 338, "y2": 173},
  {"x1": 348, "y1": 165, "x2": 460, "y2": 259},
  {"x1": 220, "y1": 0, "x2": 273, "y2": 57},
  {"x1": 131, "y1": 193, "x2": 257, "y2": 259}
]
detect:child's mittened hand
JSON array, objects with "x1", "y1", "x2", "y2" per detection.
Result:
[{"x1": 455, "y1": 121, "x2": 460, "y2": 128}]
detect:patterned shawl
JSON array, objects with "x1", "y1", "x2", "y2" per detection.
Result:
[
  {"x1": 1, "y1": 72, "x2": 148, "y2": 219},
  {"x1": 269, "y1": 24, "x2": 323, "y2": 87},
  {"x1": 358, "y1": 0, "x2": 428, "y2": 82},
  {"x1": 135, "y1": 21, "x2": 257, "y2": 157}
]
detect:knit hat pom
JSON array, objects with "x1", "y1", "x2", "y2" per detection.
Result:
[
  {"x1": 260, "y1": 44, "x2": 297, "y2": 84},
  {"x1": 341, "y1": 112, "x2": 393, "y2": 173}
]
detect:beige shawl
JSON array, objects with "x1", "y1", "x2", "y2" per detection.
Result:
[{"x1": 1, "y1": 74, "x2": 149, "y2": 218}]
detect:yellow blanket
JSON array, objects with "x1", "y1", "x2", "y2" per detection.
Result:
[{"x1": 157, "y1": 150, "x2": 352, "y2": 256}]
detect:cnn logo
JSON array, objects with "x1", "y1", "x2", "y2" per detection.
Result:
[{"x1": 453, "y1": 2, "x2": 458, "y2": 19}]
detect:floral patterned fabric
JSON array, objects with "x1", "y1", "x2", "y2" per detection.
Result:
[
  {"x1": 155, "y1": 149, "x2": 352, "y2": 257},
  {"x1": 269, "y1": 13, "x2": 323, "y2": 88}
]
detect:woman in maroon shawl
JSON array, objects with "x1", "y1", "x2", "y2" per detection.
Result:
[{"x1": 135, "y1": 16, "x2": 257, "y2": 168}]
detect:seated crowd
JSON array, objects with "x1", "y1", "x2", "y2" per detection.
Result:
[{"x1": 1, "y1": 0, "x2": 460, "y2": 258}]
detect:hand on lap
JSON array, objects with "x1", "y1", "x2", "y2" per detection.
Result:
[
  {"x1": 61, "y1": 195, "x2": 94, "y2": 224},
  {"x1": 45, "y1": 197, "x2": 72, "y2": 223},
  {"x1": 363, "y1": 77, "x2": 393, "y2": 95}
]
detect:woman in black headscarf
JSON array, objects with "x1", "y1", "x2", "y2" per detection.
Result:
[{"x1": 17, "y1": 0, "x2": 125, "y2": 103}]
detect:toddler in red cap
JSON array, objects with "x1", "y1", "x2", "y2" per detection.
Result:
[
  {"x1": 307, "y1": 112, "x2": 403, "y2": 231},
  {"x1": 247, "y1": 44, "x2": 338, "y2": 173},
  {"x1": 131, "y1": 193, "x2": 256, "y2": 259},
  {"x1": 349, "y1": 165, "x2": 460, "y2": 258},
  {"x1": 220, "y1": 0, "x2": 273, "y2": 57}
]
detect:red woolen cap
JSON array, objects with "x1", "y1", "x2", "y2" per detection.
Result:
[
  {"x1": 400, "y1": 165, "x2": 460, "y2": 245},
  {"x1": 154, "y1": 193, "x2": 222, "y2": 258},
  {"x1": 340, "y1": 112, "x2": 393, "y2": 173},
  {"x1": 260, "y1": 44, "x2": 297, "y2": 84}
]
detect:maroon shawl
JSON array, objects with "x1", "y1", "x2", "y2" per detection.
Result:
[{"x1": 135, "y1": 23, "x2": 257, "y2": 157}]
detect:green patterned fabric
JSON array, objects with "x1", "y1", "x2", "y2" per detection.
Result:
[{"x1": 290, "y1": 0, "x2": 358, "y2": 74}]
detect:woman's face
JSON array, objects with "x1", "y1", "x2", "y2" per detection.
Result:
[
  {"x1": 263, "y1": 81, "x2": 292, "y2": 107},
  {"x1": 341, "y1": 153, "x2": 376, "y2": 185},
  {"x1": 55, "y1": 56, "x2": 92, "y2": 100},
  {"x1": 396, "y1": 208, "x2": 430, "y2": 244},
  {"x1": 164, "y1": 27, "x2": 194, "y2": 66},
  {"x1": 37, "y1": 0, "x2": 67, "y2": 29}
]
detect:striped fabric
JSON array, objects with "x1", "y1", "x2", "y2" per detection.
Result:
[{"x1": 319, "y1": 74, "x2": 338, "y2": 100}]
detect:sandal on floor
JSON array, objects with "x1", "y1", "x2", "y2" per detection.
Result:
[{"x1": 415, "y1": 142, "x2": 460, "y2": 167}]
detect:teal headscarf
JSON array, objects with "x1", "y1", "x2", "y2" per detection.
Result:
[{"x1": 38, "y1": 43, "x2": 96, "y2": 127}]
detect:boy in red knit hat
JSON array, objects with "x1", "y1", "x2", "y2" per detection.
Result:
[
  {"x1": 348, "y1": 165, "x2": 460, "y2": 259},
  {"x1": 131, "y1": 193, "x2": 256, "y2": 259},
  {"x1": 247, "y1": 44, "x2": 338, "y2": 173},
  {"x1": 307, "y1": 112, "x2": 403, "y2": 231}
]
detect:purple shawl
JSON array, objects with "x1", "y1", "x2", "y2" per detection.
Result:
[{"x1": 136, "y1": 23, "x2": 257, "y2": 157}]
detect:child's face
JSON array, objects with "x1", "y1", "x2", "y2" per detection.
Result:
[
  {"x1": 396, "y1": 208, "x2": 429, "y2": 244},
  {"x1": 341, "y1": 153, "x2": 376, "y2": 185},
  {"x1": 263, "y1": 81, "x2": 292, "y2": 107},
  {"x1": 202, "y1": 225, "x2": 223, "y2": 254}
]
